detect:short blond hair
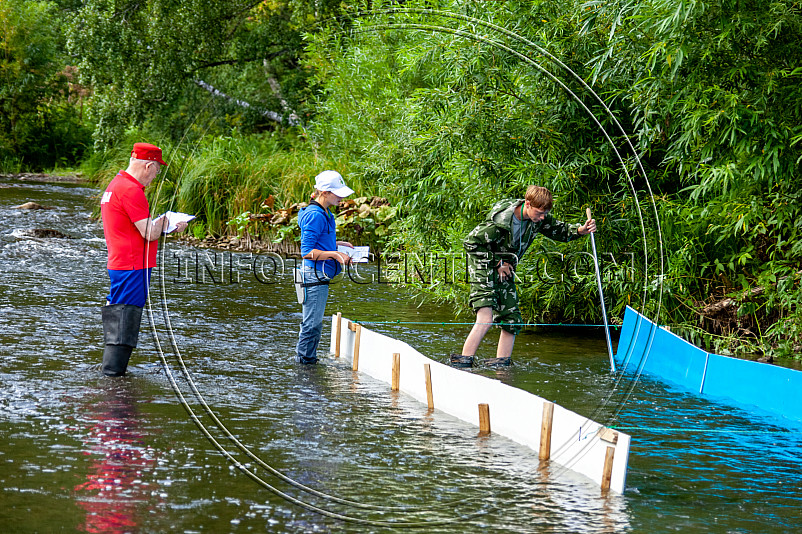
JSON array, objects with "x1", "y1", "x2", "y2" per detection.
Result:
[{"x1": 524, "y1": 185, "x2": 553, "y2": 211}]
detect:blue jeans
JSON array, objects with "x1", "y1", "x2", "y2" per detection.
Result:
[{"x1": 296, "y1": 269, "x2": 331, "y2": 364}]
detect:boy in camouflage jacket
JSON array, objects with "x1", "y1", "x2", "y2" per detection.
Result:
[{"x1": 453, "y1": 185, "x2": 596, "y2": 367}]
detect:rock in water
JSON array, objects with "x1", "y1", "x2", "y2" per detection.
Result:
[
  {"x1": 20, "y1": 228, "x2": 71, "y2": 239},
  {"x1": 14, "y1": 202, "x2": 52, "y2": 210}
]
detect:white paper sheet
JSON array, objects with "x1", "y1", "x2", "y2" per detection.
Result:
[
  {"x1": 155, "y1": 211, "x2": 195, "y2": 233},
  {"x1": 338, "y1": 245, "x2": 369, "y2": 262}
]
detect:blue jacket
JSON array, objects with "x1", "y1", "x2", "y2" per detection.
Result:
[{"x1": 298, "y1": 202, "x2": 340, "y2": 278}]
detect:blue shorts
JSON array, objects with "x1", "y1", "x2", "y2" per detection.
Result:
[{"x1": 106, "y1": 269, "x2": 152, "y2": 307}]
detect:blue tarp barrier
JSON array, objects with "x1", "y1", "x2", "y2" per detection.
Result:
[{"x1": 615, "y1": 306, "x2": 802, "y2": 425}]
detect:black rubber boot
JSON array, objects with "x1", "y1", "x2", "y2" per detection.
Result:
[
  {"x1": 101, "y1": 304, "x2": 143, "y2": 377},
  {"x1": 482, "y1": 357, "x2": 512, "y2": 367},
  {"x1": 450, "y1": 353, "x2": 474, "y2": 368},
  {"x1": 102, "y1": 344, "x2": 134, "y2": 376}
]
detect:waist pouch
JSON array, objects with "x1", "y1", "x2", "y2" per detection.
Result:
[{"x1": 294, "y1": 268, "x2": 330, "y2": 304}]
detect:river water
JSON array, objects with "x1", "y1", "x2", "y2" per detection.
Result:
[{"x1": 1, "y1": 178, "x2": 801, "y2": 533}]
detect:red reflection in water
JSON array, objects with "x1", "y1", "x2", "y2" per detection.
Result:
[{"x1": 74, "y1": 385, "x2": 159, "y2": 533}]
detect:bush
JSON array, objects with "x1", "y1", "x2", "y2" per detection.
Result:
[{"x1": 0, "y1": 0, "x2": 91, "y2": 171}]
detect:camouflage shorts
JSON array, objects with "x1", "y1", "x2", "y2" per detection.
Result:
[{"x1": 467, "y1": 262, "x2": 522, "y2": 335}]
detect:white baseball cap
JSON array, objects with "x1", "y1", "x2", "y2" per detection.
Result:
[{"x1": 314, "y1": 170, "x2": 354, "y2": 198}]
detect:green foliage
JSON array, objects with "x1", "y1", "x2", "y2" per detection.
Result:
[
  {"x1": 271, "y1": 216, "x2": 300, "y2": 243},
  {"x1": 227, "y1": 211, "x2": 253, "y2": 237},
  {"x1": 164, "y1": 132, "x2": 358, "y2": 235},
  {"x1": 301, "y1": 0, "x2": 802, "y2": 357},
  {"x1": 64, "y1": 0, "x2": 345, "y2": 149},
  {"x1": 582, "y1": 0, "x2": 802, "y2": 355},
  {"x1": 191, "y1": 220, "x2": 207, "y2": 240},
  {"x1": 9, "y1": 0, "x2": 800, "y2": 357},
  {"x1": 334, "y1": 200, "x2": 398, "y2": 244},
  {"x1": 88, "y1": 130, "x2": 366, "y2": 237},
  {"x1": 303, "y1": 2, "x2": 635, "y2": 322},
  {"x1": 0, "y1": 0, "x2": 91, "y2": 170}
]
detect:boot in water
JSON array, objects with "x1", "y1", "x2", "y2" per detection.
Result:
[
  {"x1": 482, "y1": 357, "x2": 512, "y2": 367},
  {"x1": 101, "y1": 303, "x2": 143, "y2": 377},
  {"x1": 102, "y1": 344, "x2": 134, "y2": 376},
  {"x1": 449, "y1": 353, "x2": 474, "y2": 368}
]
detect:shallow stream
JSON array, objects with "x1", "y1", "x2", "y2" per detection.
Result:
[{"x1": 1, "y1": 178, "x2": 801, "y2": 533}]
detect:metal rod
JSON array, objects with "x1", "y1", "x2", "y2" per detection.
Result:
[{"x1": 587, "y1": 208, "x2": 616, "y2": 373}]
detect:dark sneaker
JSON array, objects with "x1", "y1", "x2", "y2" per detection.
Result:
[
  {"x1": 450, "y1": 353, "x2": 474, "y2": 368},
  {"x1": 482, "y1": 357, "x2": 512, "y2": 367}
]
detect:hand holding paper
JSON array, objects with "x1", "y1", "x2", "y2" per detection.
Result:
[
  {"x1": 155, "y1": 211, "x2": 195, "y2": 234},
  {"x1": 337, "y1": 245, "x2": 370, "y2": 263}
]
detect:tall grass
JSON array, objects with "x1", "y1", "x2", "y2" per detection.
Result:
[
  {"x1": 86, "y1": 131, "x2": 372, "y2": 236},
  {"x1": 0, "y1": 156, "x2": 23, "y2": 174}
]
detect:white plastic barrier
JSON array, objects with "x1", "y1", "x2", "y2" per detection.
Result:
[{"x1": 329, "y1": 314, "x2": 630, "y2": 493}]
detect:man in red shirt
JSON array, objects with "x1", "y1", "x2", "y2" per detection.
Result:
[{"x1": 100, "y1": 143, "x2": 187, "y2": 376}]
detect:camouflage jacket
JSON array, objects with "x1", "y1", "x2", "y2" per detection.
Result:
[{"x1": 463, "y1": 198, "x2": 581, "y2": 277}]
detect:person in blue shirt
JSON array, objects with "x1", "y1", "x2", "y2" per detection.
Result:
[{"x1": 296, "y1": 170, "x2": 355, "y2": 364}]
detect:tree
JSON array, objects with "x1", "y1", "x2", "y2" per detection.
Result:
[
  {"x1": 304, "y1": 0, "x2": 802, "y2": 355},
  {"x1": 0, "y1": 0, "x2": 89, "y2": 170},
  {"x1": 66, "y1": 0, "x2": 342, "y2": 148}
]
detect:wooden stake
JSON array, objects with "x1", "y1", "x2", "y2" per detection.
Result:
[
  {"x1": 601, "y1": 446, "x2": 615, "y2": 492},
  {"x1": 478, "y1": 403, "x2": 491, "y2": 434},
  {"x1": 335, "y1": 312, "x2": 342, "y2": 358},
  {"x1": 391, "y1": 353, "x2": 401, "y2": 391},
  {"x1": 352, "y1": 324, "x2": 362, "y2": 371},
  {"x1": 539, "y1": 402, "x2": 554, "y2": 461},
  {"x1": 424, "y1": 364, "x2": 434, "y2": 410}
]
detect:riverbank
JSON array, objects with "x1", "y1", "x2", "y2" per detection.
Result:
[
  {"x1": 0, "y1": 172, "x2": 86, "y2": 183},
  {"x1": 8, "y1": 170, "x2": 800, "y2": 362},
  {"x1": 175, "y1": 233, "x2": 301, "y2": 256}
]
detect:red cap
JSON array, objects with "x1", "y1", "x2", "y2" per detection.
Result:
[{"x1": 131, "y1": 142, "x2": 168, "y2": 166}]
